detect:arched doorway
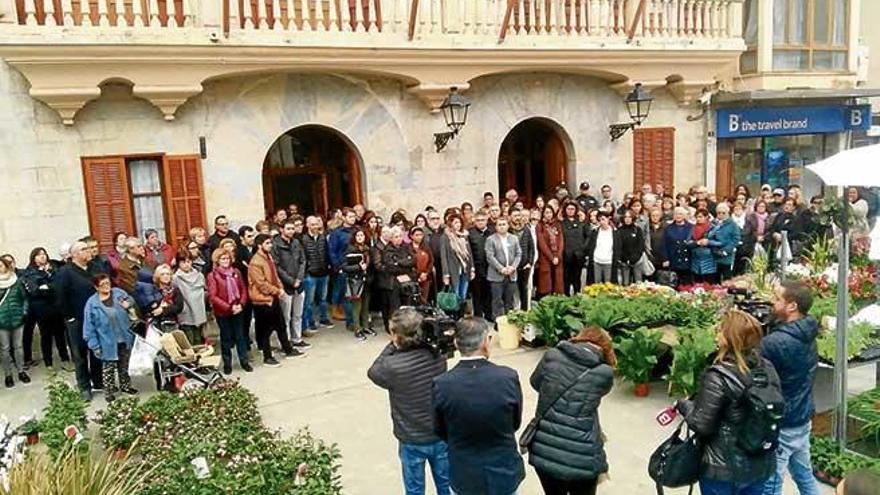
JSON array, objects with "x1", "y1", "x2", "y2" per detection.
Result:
[
  {"x1": 262, "y1": 125, "x2": 364, "y2": 217},
  {"x1": 497, "y1": 118, "x2": 571, "y2": 204}
]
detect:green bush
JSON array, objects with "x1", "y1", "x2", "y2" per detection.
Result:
[
  {"x1": 614, "y1": 327, "x2": 662, "y2": 385},
  {"x1": 95, "y1": 381, "x2": 342, "y2": 495},
  {"x1": 811, "y1": 436, "x2": 880, "y2": 480},
  {"x1": 40, "y1": 377, "x2": 88, "y2": 459},
  {"x1": 666, "y1": 326, "x2": 717, "y2": 398}
]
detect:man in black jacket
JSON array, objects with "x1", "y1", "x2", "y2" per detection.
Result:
[
  {"x1": 574, "y1": 181, "x2": 599, "y2": 213},
  {"x1": 55, "y1": 241, "x2": 102, "y2": 401},
  {"x1": 762, "y1": 281, "x2": 820, "y2": 495},
  {"x1": 207, "y1": 215, "x2": 241, "y2": 252},
  {"x1": 425, "y1": 211, "x2": 445, "y2": 304},
  {"x1": 467, "y1": 212, "x2": 494, "y2": 320},
  {"x1": 301, "y1": 216, "x2": 332, "y2": 332},
  {"x1": 368, "y1": 308, "x2": 449, "y2": 495},
  {"x1": 273, "y1": 220, "x2": 311, "y2": 351},
  {"x1": 433, "y1": 317, "x2": 524, "y2": 495},
  {"x1": 509, "y1": 210, "x2": 534, "y2": 311}
]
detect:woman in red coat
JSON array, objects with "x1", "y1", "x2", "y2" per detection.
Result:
[
  {"x1": 206, "y1": 249, "x2": 251, "y2": 374},
  {"x1": 536, "y1": 205, "x2": 565, "y2": 297},
  {"x1": 410, "y1": 227, "x2": 434, "y2": 304}
]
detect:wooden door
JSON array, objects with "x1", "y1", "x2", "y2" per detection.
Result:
[{"x1": 544, "y1": 131, "x2": 567, "y2": 190}]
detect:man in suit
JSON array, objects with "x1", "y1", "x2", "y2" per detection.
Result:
[
  {"x1": 433, "y1": 317, "x2": 524, "y2": 495},
  {"x1": 485, "y1": 217, "x2": 521, "y2": 321}
]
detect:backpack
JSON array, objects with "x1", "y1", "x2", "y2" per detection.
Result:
[{"x1": 712, "y1": 364, "x2": 785, "y2": 454}]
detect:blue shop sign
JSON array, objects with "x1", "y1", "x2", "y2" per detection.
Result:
[{"x1": 717, "y1": 104, "x2": 871, "y2": 139}]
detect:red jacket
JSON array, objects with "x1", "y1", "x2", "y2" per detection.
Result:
[
  {"x1": 206, "y1": 268, "x2": 248, "y2": 317},
  {"x1": 145, "y1": 243, "x2": 176, "y2": 267}
]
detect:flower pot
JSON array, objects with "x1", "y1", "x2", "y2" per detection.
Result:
[
  {"x1": 495, "y1": 316, "x2": 521, "y2": 350},
  {"x1": 634, "y1": 383, "x2": 651, "y2": 397},
  {"x1": 26, "y1": 433, "x2": 39, "y2": 445},
  {"x1": 114, "y1": 448, "x2": 128, "y2": 460}
]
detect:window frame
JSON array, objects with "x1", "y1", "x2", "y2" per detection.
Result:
[{"x1": 772, "y1": 0, "x2": 849, "y2": 72}]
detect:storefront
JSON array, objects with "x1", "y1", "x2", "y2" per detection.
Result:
[{"x1": 714, "y1": 95, "x2": 873, "y2": 200}]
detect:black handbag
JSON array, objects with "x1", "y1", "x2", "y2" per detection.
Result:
[
  {"x1": 647, "y1": 421, "x2": 702, "y2": 495},
  {"x1": 519, "y1": 358, "x2": 594, "y2": 455}
]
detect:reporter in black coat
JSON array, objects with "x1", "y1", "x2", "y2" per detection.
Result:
[{"x1": 433, "y1": 317, "x2": 524, "y2": 495}]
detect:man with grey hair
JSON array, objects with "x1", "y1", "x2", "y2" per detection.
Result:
[
  {"x1": 56, "y1": 241, "x2": 103, "y2": 400},
  {"x1": 368, "y1": 308, "x2": 450, "y2": 495},
  {"x1": 432, "y1": 317, "x2": 524, "y2": 495}
]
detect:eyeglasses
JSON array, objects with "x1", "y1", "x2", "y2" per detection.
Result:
[{"x1": 216, "y1": 222, "x2": 229, "y2": 227}]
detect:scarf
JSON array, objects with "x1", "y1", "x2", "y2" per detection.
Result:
[
  {"x1": 159, "y1": 283, "x2": 176, "y2": 306},
  {"x1": 446, "y1": 229, "x2": 470, "y2": 266},
  {"x1": 754, "y1": 212, "x2": 768, "y2": 236},
  {"x1": 544, "y1": 221, "x2": 560, "y2": 252},
  {"x1": 215, "y1": 266, "x2": 241, "y2": 303},
  {"x1": 692, "y1": 221, "x2": 710, "y2": 241},
  {"x1": 0, "y1": 272, "x2": 16, "y2": 290},
  {"x1": 732, "y1": 213, "x2": 746, "y2": 229}
]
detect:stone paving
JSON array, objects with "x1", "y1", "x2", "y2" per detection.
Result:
[{"x1": 1, "y1": 322, "x2": 857, "y2": 494}]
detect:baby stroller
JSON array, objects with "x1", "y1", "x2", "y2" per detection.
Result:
[{"x1": 129, "y1": 320, "x2": 224, "y2": 393}]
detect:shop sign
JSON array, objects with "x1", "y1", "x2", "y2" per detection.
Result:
[{"x1": 717, "y1": 105, "x2": 871, "y2": 138}]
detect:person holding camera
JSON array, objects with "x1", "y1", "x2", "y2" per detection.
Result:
[
  {"x1": 382, "y1": 226, "x2": 417, "y2": 316},
  {"x1": 368, "y1": 308, "x2": 450, "y2": 495},
  {"x1": 761, "y1": 281, "x2": 820, "y2": 495},
  {"x1": 433, "y1": 317, "x2": 525, "y2": 495}
]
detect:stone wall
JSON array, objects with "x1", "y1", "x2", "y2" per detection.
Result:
[{"x1": 0, "y1": 60, "x2": 703, "y2": 260}]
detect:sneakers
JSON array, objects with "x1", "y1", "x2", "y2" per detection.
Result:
[
  {"x1": 320, "y1": 320, "x2": 334, "y2": 329},
  {"x1": 263, "y1": 357, "x2": 282, "y2": 368},
  {"x1": 4, "y1": 376, "x2": 13, "y2": 388},
  {"x1": 223, "y1": 364, "x2": 232, "y2": 375},
  {"x1": 303, "y1": 329, "x2": 318, "y2": 338},
  {"x1": 18, "y1": 372, "x2": 31, "y2": 385},
  {"x1": 284, "y1": 348, "x2": 304, "y2": 359},
  {"x1": 354, "y1": 330, "x2": 368, "y2": 342},
  {"x1": 80, "y1": 390, "x2": 93, "y2": 402},
  {"x1": 121, "y1": 386, "x2": 138, "y2": 395},
  {"x1": 23, "y1": 360, "x2": 37, "y2": 370},
  {"x1": 241, "y1": 363, "x2": 254, "y2": 372},
  {"x1": 291, "y1": 340, "x2": 312, "y2": 350},
  {"x1": 92, "y1": 384, "x2": 104, "y2": 392},
  {"x1": 364, "y1": 327, "x2": 377, "y2": 337},
  {"x1": 60, "y1": 361, "x2": 74, "y2": 372}
]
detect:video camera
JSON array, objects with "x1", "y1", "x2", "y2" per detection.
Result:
[
  {"x1": 399, "y1": 280, "x2": 457, "y2": 358},
  {"x1": 727, "y1": 287, "x2": 773, "y2": 332}
]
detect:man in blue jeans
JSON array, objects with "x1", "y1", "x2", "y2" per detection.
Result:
[
  {"x1": 368, "y1": 308, "x2": 449, "y2": 495},
  {"x1": 761, "y1": 280, "x2": 821, "y2": 495},
  {"x1": 301, "y1": 216, "x2": 332, "y2": 331},
  {"x1": 328, "y1": 208, "x2": 356, "y2": 330}
]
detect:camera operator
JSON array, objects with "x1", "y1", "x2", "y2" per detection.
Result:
[{"x1": 368, "y1": 307, "x2": 450, "y2": 495}]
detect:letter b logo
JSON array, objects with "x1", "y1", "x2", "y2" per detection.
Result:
[
  {"x1": 729, "y1": 114, "x2": 740, "y2": 133},
  {"x1": 850, "y1": 109, "x2": 864, "y2": 128}
]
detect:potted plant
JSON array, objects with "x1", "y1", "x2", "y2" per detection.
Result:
[
  {"x1": 18, "y1": 417, "x2": 41, "y2": 445},
  {"x1": 614, "y1": 327, "x2": 662, "y2": 397},
  {"x1": 665, "y1": 326, "x2": 717, "y2": 398}
]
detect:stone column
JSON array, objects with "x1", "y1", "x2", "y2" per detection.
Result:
[
  {"x1": 756, "y1": 0, "x2": 773, "y2": 72},
  {"x1": 0, "y1": 0, "x2": 17, "y2": 24}
]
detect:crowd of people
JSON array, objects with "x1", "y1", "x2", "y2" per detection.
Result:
[
  {"x1": 0, "y1": 179, "x2": 876, "y2": 398},
  {"x1": 0, "y1": 178, "x2": 877, "y2": 494}
]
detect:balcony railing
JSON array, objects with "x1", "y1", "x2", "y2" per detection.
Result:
[{"x1": 6, "y1": 0, "x2": 744, "y2": 45}]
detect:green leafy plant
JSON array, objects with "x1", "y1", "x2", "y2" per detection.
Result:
[
  {"x1": 96, "y1": 396, "x2": 141, "y2": 450},
  {"x1": 0, "y1": 441, "x2": 153, "y2": 495},
  {"x1": 817, "y1": 322, "x2": 880, "y2": 363},
  {"x1": 17, "y1": 417, "x2": 40, "y2": 436},
  {"x1": 614, "y1": 327, "x2": 662, "y2": 385},
  {"x1": 505, "y1": 310, "x2": 529, "y2": 328},
  {"x1": 93, "y1": 381, "x2": 343, "y2": 495},
  {"x1": 849, "y1": 388, "x2": 880, "y2": 445},
  {"x1": 809, "y1": 296, "x2": 855, "y2": 323},
  {"x1": 525, "y1": 295, "x2": 588, "y2": 346},
  {"x1": 818, "y1": 194, "x2": 858, "y2": 231},
  {"x1": 748, "y1": 251, "x2": 772, "y2": 293},
  {"x1": 811, "y1": 436, "x2": 880, "y2": 481},
  {"x1": 666, "y1": 326, "x2": 717, "y2": 398},
  {"x1": 40, "y1": 376, "x2": 88, "y2": 460},
  {"x1": 803, "y1": 236, "x2": 836, "y2": 275}
]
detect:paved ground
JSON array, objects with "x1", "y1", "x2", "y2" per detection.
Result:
[{"x1": 2, "y1": 321, "x2": 865, "y2": 494}]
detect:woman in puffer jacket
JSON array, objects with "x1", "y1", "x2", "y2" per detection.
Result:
[
  {"x1": 677, "y1": 310, "x2": 781, "y2": 495},
  {"x1": 528, "y1": 326, "x2": 616, "y2": 495}
]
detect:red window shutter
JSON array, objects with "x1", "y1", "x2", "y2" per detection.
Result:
[
  {"x1": 633, "y1": 128, "x2": 675, "y2": 194},
  {"x1": 162, "y1": 154, "x2": 207, "y2": 250},
  {"x1": 81, "y1": 156, "x2": 135, "y2": 253}
]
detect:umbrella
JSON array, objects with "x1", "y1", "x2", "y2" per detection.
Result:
[
  {"x1": 806, "y1": 143, "x2": 880, "y2": 187},
  {"x1": 806, "y1": 144, "x2": 880, "y2": 450}
]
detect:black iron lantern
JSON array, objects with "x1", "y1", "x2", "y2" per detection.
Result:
[
  {"x1": 435, "y1": 87, "x2": 471, "y2": 152},
  {"x1": 610, "y1": 82, "x2": 654, "y2": 141}
]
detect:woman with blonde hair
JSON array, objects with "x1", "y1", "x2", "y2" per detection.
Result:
[
  {"x1": 135, "y1": 263, "x2": 183, "y2": 327},
  {"x1": 527, "y1": 326, "x2": 615, "y2": 494},
  {"x1": 677, "y1": 310, "x2": 782, "y2": 495}
]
